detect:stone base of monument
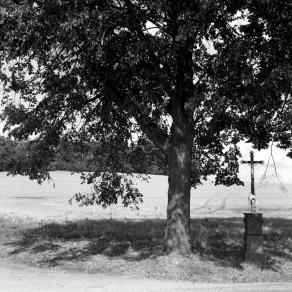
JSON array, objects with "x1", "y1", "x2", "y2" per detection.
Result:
[{"x1": 243, "y1": 212, "x2": 264, "y2": 266}]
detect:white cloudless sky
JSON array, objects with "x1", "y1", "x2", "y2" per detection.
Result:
[{"x1": 238, "y1": 141, "x2": 292, "y2": 185}]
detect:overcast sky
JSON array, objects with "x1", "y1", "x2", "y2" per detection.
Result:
[{"x1": 238, "y1": 141, "x2": 292, "y2": 186}]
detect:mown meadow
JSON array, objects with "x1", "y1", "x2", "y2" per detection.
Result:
[{"x1": 0, "y1": 172, "x2": 291, "y2": 282}]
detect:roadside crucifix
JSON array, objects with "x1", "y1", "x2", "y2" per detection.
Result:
[
  {"x1": 241, "y1": 150, "x2": 265, "y2": 265},
  {"x1": 241, "y1": 151, "x2": 264, "y2": 212}
]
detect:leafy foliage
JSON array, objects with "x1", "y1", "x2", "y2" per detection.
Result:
[
  {"x1": 0, "y1": 1, "x2": 291, "y2": 215},
  {"x1": 70, "y1": 172, "x2": 143, "y2": 210},
  {"x1": 0, "y1": 135, "x2": 167, "y2": 174},
  {"x1": 0, "y1": 136, "x2": 17, "y2": 171},
  {"x1": 215, "y1": 144, "x2": 244, "y2": 186}
]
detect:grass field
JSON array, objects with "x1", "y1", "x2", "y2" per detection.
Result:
[
  {"x1": 1, "y1": 171, "x2": 291, "y2": 221},
  {"x1": 0, "y1": 171, "x2": 292, "y2": 282}
]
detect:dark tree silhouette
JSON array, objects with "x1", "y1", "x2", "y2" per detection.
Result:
[{"x1": 0, "y1": 0, "x2": 291, "y2": 253}]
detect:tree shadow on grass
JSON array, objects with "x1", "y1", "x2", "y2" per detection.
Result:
[
  {"x1": 192, "y1": 217, "x2": 292, "y2": 271},
  {"x1": 6, "y1": 219, "x2": 165, "y2": 265},
  {"x1": 5, "y1": 217, "x2": 292, "y2": 270}
]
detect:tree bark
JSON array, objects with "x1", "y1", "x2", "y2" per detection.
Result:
[{"x1": 163, "y1": 121, "x2": 193, "y2": 254}]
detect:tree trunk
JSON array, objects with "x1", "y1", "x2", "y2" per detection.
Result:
[{"x1": 163, "y1": 123, "x2": 193, "y2": 254}]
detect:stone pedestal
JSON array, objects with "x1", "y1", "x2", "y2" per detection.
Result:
[{"x1": 243, "y1": 213, "x2": 264, "y2": 265}]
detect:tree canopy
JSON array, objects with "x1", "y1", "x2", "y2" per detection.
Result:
[{"x1": 0, "y1": 0, "x2": 291, "y2": 253}]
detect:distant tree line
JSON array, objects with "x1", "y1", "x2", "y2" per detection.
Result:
[{"x1": 0, "y1": 135, "x2": 167, "y2": 175}]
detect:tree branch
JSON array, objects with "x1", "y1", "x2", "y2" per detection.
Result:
[
  {"x1": 123, "y1": 0, "x2": 175, "y2": 101},
  {"x1": 104, "y1": 80, "x2": 169, "y2": 151},
  {"x1": 148, "y1": 52, "x2": 176, "y2": 100}
]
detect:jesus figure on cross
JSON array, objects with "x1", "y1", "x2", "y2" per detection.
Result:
[{"x1": 241, "y1": 151, "x2": 264, "y2": 213}]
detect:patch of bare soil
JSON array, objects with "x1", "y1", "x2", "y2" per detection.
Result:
[{"x1": 0, "y1": 215, "x2": 291, "y2": 283}]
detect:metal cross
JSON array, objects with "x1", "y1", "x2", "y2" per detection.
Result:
[{"x1": 241, "y1": 151, "x2": 264, "y2": 195}]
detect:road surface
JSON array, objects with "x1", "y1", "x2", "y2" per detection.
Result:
[{"x1": 1, "y1": 262, "x2": 291, "y2": 292}]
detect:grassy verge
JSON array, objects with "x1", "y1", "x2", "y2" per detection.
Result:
[{"x1": 0, "y1": 215, "x2": 291, "y2": 282}]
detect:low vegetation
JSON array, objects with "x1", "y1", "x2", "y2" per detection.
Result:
[
  {"x1": 0, "y1": 135, "x2": 167, "y2": 174},
  {"x1": 1, "y1": 216, "x2": 291, "y2": 283}
]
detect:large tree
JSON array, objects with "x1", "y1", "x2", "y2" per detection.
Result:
[{"x1": 0, "y1": 0, "x2": 291, "y2": 253}]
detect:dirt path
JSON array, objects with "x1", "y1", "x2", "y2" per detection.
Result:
[{"x1": 1, "y1": 262, "x2": 291, "y2": 292}]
